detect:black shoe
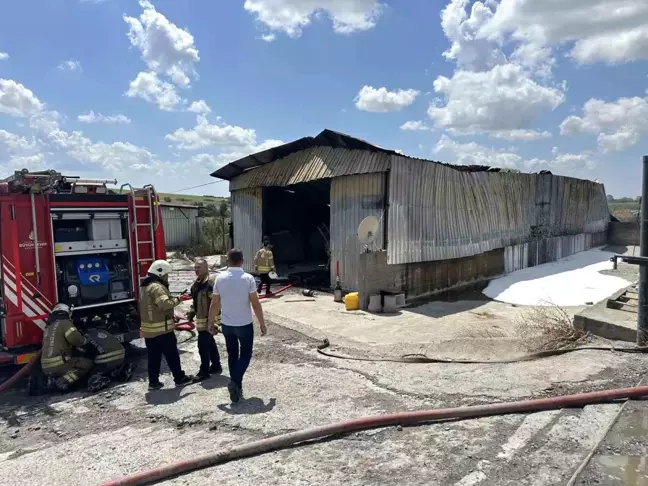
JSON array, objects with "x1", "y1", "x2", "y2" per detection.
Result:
[
  {"x1": 209, "y1": 364, "x2": 223, "y2": 375},
  {"x1": 148, "y1": 382, "x2": 164, "y2": 391},
  {"x1": 175, "y1": 375, "x2": 195, "y2": 387},
  {"x1": 195, "y1": 371, "x2": 210, "y2": 381},
  {"x1": 87, "y1": 374, "x2": 111, "y2": 393},
  {"x1": 227, "y1": 381, "x2": 241, "y2": 404}
]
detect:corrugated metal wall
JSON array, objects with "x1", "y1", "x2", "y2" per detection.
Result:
[
  {"x1": 230, "y1": 147, "x2": 390, "y2": 191},
  {"x1": 387, "y1": 156, "x2": 610, "y2": 265},
  {"x1": 504, "y1": 231, "x2": 608, "y2": 273},
  {"x1": 161, "y1": 205, "x2": 200, "y2": 248},
  {"x1": 231, "y1": 188, "x2": 262, "y2": 273},
  {"x1": 330, "y1": 173, "x2": 386, "y2": 290}
]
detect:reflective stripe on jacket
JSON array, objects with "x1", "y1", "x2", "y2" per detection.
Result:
[
  {"x1": 190, "y1": 276, "x2": 215, "y2": 332},
  {"x1": 41, "y1": 318, "x2": 88, "y2": 369},
  {"x1": 254, "y1": 248, "x2": 274, "y2": 273},
  {"x1": 139, "y1": 281, "x2": 180, "y2": 338}
]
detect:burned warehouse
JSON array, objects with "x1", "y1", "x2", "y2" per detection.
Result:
[{"x1": 211, "y1": 130, "x2": 610, "y2": 305}]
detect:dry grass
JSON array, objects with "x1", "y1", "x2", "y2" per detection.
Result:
[{"x1": 514, "y1": 304, "x2": 588, "y2": 352}]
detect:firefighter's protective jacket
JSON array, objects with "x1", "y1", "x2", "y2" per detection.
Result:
[
  {"x1": 254, "y1": 248, "x2": 274, "y2": 273},
  {"x1": 189, "y1": 277, "x2": 215, "y2": 332},
  {"x1": 139, "y1": 277, "x2": 181, "y2": 339},
  {"x1": 87, "y1": 329, "x2": 126, "y2": 372},
  {"x1": 41, "y1": 318, "x2": 88, "y2": 370}
]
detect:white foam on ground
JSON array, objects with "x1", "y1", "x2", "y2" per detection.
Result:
[{"x1": 483, "y1": 249, "x2": 632, "y2": 307}]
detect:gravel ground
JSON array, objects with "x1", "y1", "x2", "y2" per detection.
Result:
[{"x1": 1, "y1": 318, "x2": 648, "y2": 486}]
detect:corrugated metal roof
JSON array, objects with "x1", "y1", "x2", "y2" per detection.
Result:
[
  {"x1": 229, "y1": 146, "x2": 390, "y2": 191},
  {"x1": 211, "y1": 129, "x2": 496, "y2": 182},
  {"x1": 387, "y1": 155, "x2": 610, "y2": 265}
]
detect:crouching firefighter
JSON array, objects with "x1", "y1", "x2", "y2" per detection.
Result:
[
  {"x1": 83, "y1": 329, "x2": 136, "y2": 392},
  {"x1": 40, "y1": 304, "x2": 94, "y2": 392},
  {"x1": 139, "y1": 259, "x2": 195, "y2": 390},
  {"x1": 187, "y1": 258, "x2": 222, "y2": 381}
]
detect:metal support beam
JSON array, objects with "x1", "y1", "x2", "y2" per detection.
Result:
[{"x1": 639, "y1": 155, "x2": 648, "y2": 345}]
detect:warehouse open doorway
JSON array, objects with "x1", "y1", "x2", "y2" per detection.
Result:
[{"x1": 262, "y1": 180, "x2": 330, "y2": 285}]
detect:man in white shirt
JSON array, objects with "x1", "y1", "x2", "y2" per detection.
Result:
[{"x1": 207, "y1": 248, "x2": 267, "y2": 403}]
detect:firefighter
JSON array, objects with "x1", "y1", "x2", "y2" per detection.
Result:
[
  {"x1": 187, "y1": 258, "x2": 222, "y2": 380},
  {"x1": 139, "y1": 259, "x2": 194, "y2": 390},
  {"x1": 254, "y1": 237, "x2": 275, "y2": 296},
  {"x1": 84, "y1": 329, "x2": 136, "y2": 392},
  {"x1": 40, "y1": 303, "x2": 94, "y2": 392}
]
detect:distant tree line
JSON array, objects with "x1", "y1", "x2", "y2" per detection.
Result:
[{"x1": 607, "y1": 195, "x2": 640, "y2": 203}]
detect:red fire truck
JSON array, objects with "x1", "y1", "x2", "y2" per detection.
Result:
[{"x1": 0, "y1": 169, "x2": 167, "y2": 366}]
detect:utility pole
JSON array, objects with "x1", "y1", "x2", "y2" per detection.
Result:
[
  {"x1": 639, "y1": 155, "x2": 648, "y2": 345},
  {"x1": 610, "y1": 156, "x2": 648, "y2": 345}
]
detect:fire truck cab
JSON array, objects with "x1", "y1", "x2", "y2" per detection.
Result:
[{"x1": 0, "y1": 169, "x2": 167, "y2": 365}]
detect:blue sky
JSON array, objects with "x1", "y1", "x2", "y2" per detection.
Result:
[{"x1": 0, "y1": 0, "x2": 646, "y2": 198}]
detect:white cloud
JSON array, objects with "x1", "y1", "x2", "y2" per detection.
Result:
[
  {"x1": 400, "y1": 120, "x2": 432, "y2": 131},
  {"x1": 78, "y1": 111, "x2": 131, "y2": 124},
  {"x1": 0, "y1": 129, "x2": 43, "y2": 171},
  {"x1": 355, "y1": 86, "x2": 420, "y2": 113},
  {"x1": 166, "y1": 115, "x2": 257, "y2": 150},
  {"x1": 0, "y1": 79, "x2": 44, "y2": 117},
  {"x1": 261, "y1": 33, "x2": 276, "y2": 42},
  {"x1": 427, "y1": 64, "x2": 564, "y2": 136},
  {"x1": 0, "y1": 52, "x2": 9, "y2": 61},
  {"x1": 441, "y1": 0, "x2": 505, "y2": 71},
  {"x1": 243, "y1": 0, "x2": 383, "y2": 38},
  {"x1": 435, "y1": 134, "x2": 595, "y2": 173},
  {"x1": 0, "y1": 129, "x2": 35, "y2": 152},
  {"x1": 215, "y1": 139, "x2": 285, "y2": 165},
  {"x1": 480, "y1": 0, "x2": 648, "y2": 65},
  {"x1": 434, "y1": 134, "x2": 521, "y2": 169},
  {"x1": 525, "y1": 151, "x2": 597, "y2": 173},
  {"x1": 30, "y1": 110, "x2": 162, "y2": 172},
  {"x1": 560, "y1": 96, "x2": 648, "y2": 152},
  {"x1": 58, "y1": 59, "x2": 82, "y2": 72},
  {"x1": 124, "y1": 0, "x2": 199, "y2": 88},
  {"x1": 491, "y1": 129, "x2": 552, "y2": 141},
  {"x1": 126, "y1": 71, "x2": 183, "y2": 111},
  {"x1": 187, "y1": 100, "x2": 211, "y2": 115}
]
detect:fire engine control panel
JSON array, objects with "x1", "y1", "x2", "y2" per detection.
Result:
[{"x1": 56, "y1": 253, "x2": 132, "y2": 308}]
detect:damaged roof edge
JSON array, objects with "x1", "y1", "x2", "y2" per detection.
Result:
[
  {"x1": 208, "y1": 128, "x2": 543, "y2": 182},
  {"x1": 210, "y1": 129, "x2": 404, "y2": 181}
]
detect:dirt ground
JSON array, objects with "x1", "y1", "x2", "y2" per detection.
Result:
[{"x1": 1, "y1": 255, "x2": 647, "y2": 485}]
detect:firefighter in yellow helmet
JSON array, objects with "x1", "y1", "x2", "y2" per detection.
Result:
[
  {"x1": 254, "y1": 237, "x2": 275, "y2": 296},
  {"x1": 187, "y1": 258, "x2": 222, "y2": 381},
  {"x1": 40, "y1": 303, "x2": 94, "y2": 392},
  {"x1": 139, "y1": 259, "x2": 194, "y2": 390}
]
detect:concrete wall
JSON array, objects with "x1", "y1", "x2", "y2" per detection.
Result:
[{"x1": 608, "y1": 222, "x2": 639, "y2": 246}]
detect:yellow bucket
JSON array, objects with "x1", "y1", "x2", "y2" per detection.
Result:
[{"x1": 344, "y1": 292, "x2": 359, "y2": 311}]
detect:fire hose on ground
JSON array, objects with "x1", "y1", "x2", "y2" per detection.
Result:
[
  {"x1": 99, "y1": 384, "x2": 648, "y2": 486},
  {"x1": 0, "y1": 349, "x2": 42, "y2": 394}
]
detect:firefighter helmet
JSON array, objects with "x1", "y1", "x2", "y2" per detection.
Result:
[
  {"x1": 51, "y1": 303, "x2": 71, "y2": 318},
  {"x1": 148, "y1": 260, "x2": 173, "y2": 278}
]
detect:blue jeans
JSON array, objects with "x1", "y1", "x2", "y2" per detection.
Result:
[{"x1": 221, "y1": 323, "x2": 254, "y2": 387}]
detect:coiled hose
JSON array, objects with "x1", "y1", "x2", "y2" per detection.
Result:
[{"x1": 99, "y1": 384, "x2": 648, "y2": 486}]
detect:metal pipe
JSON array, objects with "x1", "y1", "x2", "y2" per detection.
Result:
[
  {"x1": 640, "y1": 155, "x2": 648, "y2": 346},
  {"x1": 65, "y1": 178, "x2": 117, "y2": 185},
  {"x1": 29, "y1": 192, "x2": 41, "y2": 285}
]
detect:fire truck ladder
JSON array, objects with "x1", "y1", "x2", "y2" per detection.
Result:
[{"x1": 121, "y1": 183, "x2": 160, "y2": 282}]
